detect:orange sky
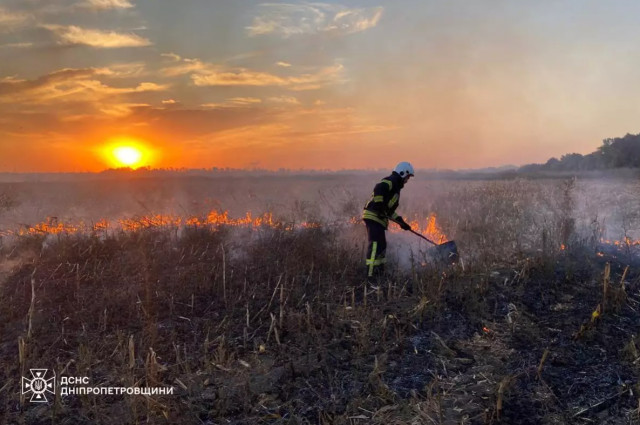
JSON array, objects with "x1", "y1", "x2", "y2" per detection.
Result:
[{"x1": 1, "y1": 0, "x2": 639, "y2": 172}]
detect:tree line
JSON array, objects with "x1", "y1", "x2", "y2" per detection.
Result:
[{"x1": 520, "y1": 133, "x2": 640, "y2": 172}]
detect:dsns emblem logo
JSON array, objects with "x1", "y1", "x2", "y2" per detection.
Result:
[{"x1": 22, "y1": 369, "x2": 56, "y2": 403}]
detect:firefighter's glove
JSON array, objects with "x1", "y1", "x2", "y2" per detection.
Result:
[{"x1": 396, "y1": 216, "x2": 411, "y2": 231}]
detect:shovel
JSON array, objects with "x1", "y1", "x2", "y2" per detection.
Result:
[{"x1": 407, "y1": 228, "x2": 459, "y2": 263}]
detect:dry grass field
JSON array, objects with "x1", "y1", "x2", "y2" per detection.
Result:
[{"x1": 1, "y1": 173, "x2": 640, "y2": 424}]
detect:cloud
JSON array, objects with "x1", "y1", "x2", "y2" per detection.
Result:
[
  {"x1": 276, "y1": 61, "x2": 292, "y2": 67},
  {"x1": 0, "y1": 42, "x2": 33, "y2": 49},
  {"x1": 96, "y1": 62, "x2": 146, "y2": 78},
  {"x1": 201, "y1": 97, "x2": 263, "y2": 109},
  {"x1": 161, "y1": 52, "x2": 182, "y2": 62},
  {"x1": 0, "y1": 68, "x2": 167, "y2": 105},
  {"x1": 43, "y1": 25, "x2": 151, "y2": 48},
  {"x1": 162, "y1": 99, "x2": 177, "y2": 104},
  {"x1": 191, "y1": 64, "x2": 344, "y2": 89},
  {"x1": 247, "y1": 3, "x2": 383, "y2": 37},
  {"x1": 100, "y1": 102, "x2": 149, "y2": 117},
  {"x1": 192, "y1": 69, "x2": 288, "y2": 87},
  {"x1": 161, "y1": 58, "x2": 207, "y2": 77},
  {"x1": 0, "y1": 6, "x2": 29, "y2": 29},
  {"x1": 268, "y1": 95, "x2": 300, "y2": 105},
  {"x1": 229, "y1": 97, "x2": 262, "y2": 105},
  {"x1": 79, "y1": 0, "x2": 135, "y2": 9},
  {"x1": 162, "y1": 55, "x2": 344, "y2": 90}
]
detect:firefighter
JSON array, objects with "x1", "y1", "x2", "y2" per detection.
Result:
[{"x1": 362, "y1": 162, "x2": 414, "y2": 281}]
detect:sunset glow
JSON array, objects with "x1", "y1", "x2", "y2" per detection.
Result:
[{"x1": 1, "y1": 1, "x2": 640, "y2": 171}]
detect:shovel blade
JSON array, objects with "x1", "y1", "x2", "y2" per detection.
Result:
[{"x1": 435, "y1": 240, "x2": 459, "y2": 264}]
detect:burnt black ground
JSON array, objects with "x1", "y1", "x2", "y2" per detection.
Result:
[{"x1": 1, "y1": 231, "x2": 640, "y2": 424}]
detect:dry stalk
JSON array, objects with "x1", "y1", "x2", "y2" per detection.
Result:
[
  {"x1": 203, "y1": 331, "x2": 211, "y2": 366},
  {"x1": 536, "y1": 348, "x2": 549, "y2": 379},
  {"x1": 425, "y1": 376, "x2": 443, "y2": 424},
  {"x1": 75, "y1": 262, "x2": 80, "y2": 303},
  {"x1": 496, "y1": 376, "x2": 513, "y2": 420},
  {"x1": 603, "y1": 262, "x2": 610, "y2": 313},
  {"x1": 430, "y1": 331, "x2": 456, "y2": 357},
  {"x1": 128, "y1": 335, "x2": 135, "y2": 369},
  {"x1": 19, "y1": 336, "x2": 26, "y2": 406},
  {"x1": 27, "y1": 268, "x2": 36, "y2": 339},
  {"x1": 305, "y1": 302, "x2": 312, "y2": 329},
  {"x1": 267, "y1": 313, "x2": 281, "y2": 345},
  {"x1": 621, "y1": 265, "x2": 629, "y2": 285},
  {"x1": 617, "y1": 265, "x2": 630, "y2": 308},
  {"x1": 411, "y1": 296, "x2": 430, "y2": 321},
  {"x1": 363, "y1": 286, "x2": 367, "y2": 308},
  {"x1": 145, "y1": 347, "x2": 159, "y2": 386},
  {"x1": 279, "y1": 280, "x2": 285, "y2": 329},
  {"x1": 220, "y1": 243, "x2": 226, "y2": 306},
  {"x1": 18, "y1": 336, "x2": 26, "y2": 376},
  {"x1": 213, "y1": 335, "x2": 228, "y2": 365},
  {"x1": 267, "y1": 274, "x2": 283, "y2": 311},
  {"x1": 173, "y1": 343, "x2": 181, "y2": 368}
]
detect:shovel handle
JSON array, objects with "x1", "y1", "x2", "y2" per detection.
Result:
[
  {"x1": 390, "y1": 218, "x2": 438, "y2": 246},
  {"x1": 408, "y1": 229, "x2": 438, "y2": 246}
]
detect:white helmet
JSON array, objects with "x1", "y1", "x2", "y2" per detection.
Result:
[{"x1": 394, "y1": 161, "x2": 415, "y2": 178}]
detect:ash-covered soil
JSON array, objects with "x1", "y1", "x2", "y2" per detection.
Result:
[{"x1": 1, "y1": 231, "x2": 640, "y2": 425}]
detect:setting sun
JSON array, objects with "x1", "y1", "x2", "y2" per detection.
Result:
[
  {"x1": 113, "y1": 146, "x2": 143, "y2": 167},
  {"x1": 99, "y1": 137, "x2": 154, "y2": 169}
]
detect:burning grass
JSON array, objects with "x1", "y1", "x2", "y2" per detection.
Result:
[{"x1": 1, "y1": 176, "x2": 640, "y2": 424}]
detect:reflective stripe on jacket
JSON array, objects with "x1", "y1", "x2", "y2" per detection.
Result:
[{"x1": 362, "y1": 172, "x2": 404, "y2": 229}]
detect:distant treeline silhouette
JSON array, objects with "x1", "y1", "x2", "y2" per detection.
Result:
[{"x1": 520, "y1": 133, "x2": 640, "y2": 172}]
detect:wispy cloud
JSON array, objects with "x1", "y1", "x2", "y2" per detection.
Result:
[
  {"x1": 0, "y1": 6, "x2": 29, "y2": 29},
  {"x1": 79, "y1": 0, "x2": 135, "y2": 10},
  {"x1": 100, "y1": 102, "x2": 149, "y2": 117},
  {"x1": 161, "y1": 52, "x2": 182, "y2": 62},
  {"x1": 268, "y1": 95, "x2": 300, "y2": 105},
  {"x1": 192, "y1": 69, "x2": 289, "y2": 87},
  {"x1": 0, "y1": 68, "x2": 167, "y2": 105},
  {"x1": 161, "y1": 57, "x2": 207, "y2": 77},
  {"x1": 0, "y1": 42, "x2": 33, "y2": 49},
  {"x1": 201, "y1": 97, "x2": 263, "y2": 109},
  {"x1": 43, "y1": 25, "x2": 151, "y2": 48},
  {"x1": 162, "y1": 56, "x2": 344, "y2": 90},
  {"x1": 229, "y1": 97, "x2": 262, "y2": 105},
  {"x1": 247, "y1": 3, "x2": 383, "y2": 37},
  {"x1": 193, "y1": 64, "x2": 344, "y2": 89},
  {"x1": 96, "y1": 62, "x2": 147, "y2": 78},
  {"x1": 276, "y1": 61, "x2": 292, "y2": 67}
]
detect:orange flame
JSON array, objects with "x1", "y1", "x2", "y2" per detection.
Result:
[
  {"x1": 3, "y1": 212, "x2": 453, "y2": 239},
  {"x1": 600, "y1": 237, "x2": 640, "y2": 247},
  {"x1": 405, "y1": 214, "x2": 449, "y2": 243},
  {"x1": 1, "y1": 211, "x2": 296, "y2": 237}
]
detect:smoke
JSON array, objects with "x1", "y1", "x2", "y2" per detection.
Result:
[
  {"x1": 571, "y1": 177, "x2": 640, "y2": 243},
  {"x1": 3, "y1": 173, "x2": 640, "y2": 269}
]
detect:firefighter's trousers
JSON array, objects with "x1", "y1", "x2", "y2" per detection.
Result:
[{"x1": 364, "y1": 219, "x2": 387, "y2": 279}]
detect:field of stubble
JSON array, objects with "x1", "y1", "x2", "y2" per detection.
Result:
[{"x1": 1, "y1": 173, "x2": 640, "y2": 424}]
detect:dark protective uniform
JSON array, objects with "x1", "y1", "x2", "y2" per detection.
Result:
[{"x1": 361, "y1": 171, "x2": 406, "y2": 279}]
